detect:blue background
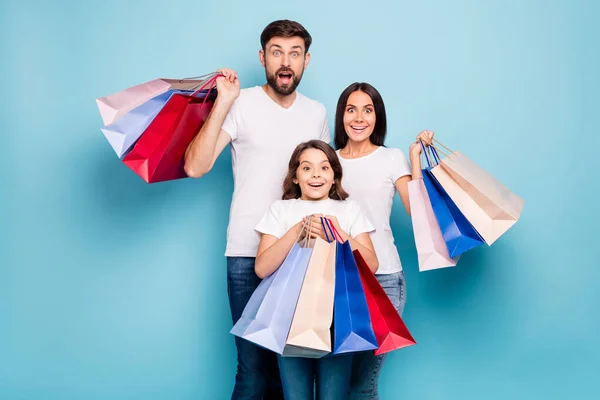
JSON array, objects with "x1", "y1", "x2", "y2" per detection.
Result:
[{"x1": 1, "y1": 0, "x2": 598, "y2": 398}]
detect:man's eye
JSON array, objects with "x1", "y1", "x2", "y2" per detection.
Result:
[{"x1": 273, "y1": 51, "x2": 281, "y2": 56}]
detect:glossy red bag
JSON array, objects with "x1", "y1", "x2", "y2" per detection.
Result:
[
  {"x1": 122, "y1": 75, "x2": 217, "y2": 183},
  {"x1": 353, "y1": 250, "x2": 416, "y2": 355}
]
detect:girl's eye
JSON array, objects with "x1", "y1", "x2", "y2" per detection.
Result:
[
  {"x1": 303, "y1": 166, "x2": 310, "y2": 171},
  {"x1": 322, "y1": 166, "x2": 329, "y2": 170}
]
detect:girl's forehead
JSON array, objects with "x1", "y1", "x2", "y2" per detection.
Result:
[{"x1": 299, "y1": 149, "x2": 329, "y2": 162}]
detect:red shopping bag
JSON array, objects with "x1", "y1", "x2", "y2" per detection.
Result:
[
  {"x1": 353, "y1": 250, "x2": 416, "y2": 355},
  {"x1": 122, "y1": 75, "x2": 218, "y2": 183}
]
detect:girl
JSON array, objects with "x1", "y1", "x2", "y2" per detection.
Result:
[
  {"x1": 254, "y1": 139, "x2": 379, "y2": 399},
  {"x1": 334, "y1": 82, "x2": 433, "y2": 399}
]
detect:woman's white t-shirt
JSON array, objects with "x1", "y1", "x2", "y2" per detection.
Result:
[
  {"x1": 255, "y1": 198, "x2": 374, "y2": 240},
  {"x1": 337, "y1": 147, "x2": 412, "y2": 274}
]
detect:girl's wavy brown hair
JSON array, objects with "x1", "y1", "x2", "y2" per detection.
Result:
[{"x1": 282, "y1": 140, "x2": 349, "y2": 201}]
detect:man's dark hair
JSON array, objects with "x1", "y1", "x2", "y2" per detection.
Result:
[{"x1": 260, "y1": 20, "x2": 312, "y2": 53}]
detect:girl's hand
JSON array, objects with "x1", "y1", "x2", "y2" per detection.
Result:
[
  {"x1": 325, "y1": 215, "x2": 348, "y2": 241},
  {"x1": 301, "y1": 214, "x2": 329, "y2": 241}
]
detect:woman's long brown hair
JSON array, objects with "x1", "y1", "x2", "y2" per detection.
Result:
[{"x1": 282, "y1": 140, "x2": 349, "y2": 200}]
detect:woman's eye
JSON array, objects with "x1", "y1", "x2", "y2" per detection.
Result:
[{"x1": 346, "y1": 108, "x2": 354, "y2": 113}]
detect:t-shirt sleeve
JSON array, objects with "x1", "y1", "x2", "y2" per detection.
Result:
[
  {"x1": 221, "y1": 97, "x2": 240, "y2": 141},
  {"x1": 391, "y1": 148, "x2": 412, "y2": 182},
  {"x1": 319, "y1": 107, "x2": 331, "y2": 144},
  {"x1": 346, "y1": 201, "x2": 375, "y2": 238},
  {"x1": 255, "y1": 201, "x2": 286, "y2": 239}
]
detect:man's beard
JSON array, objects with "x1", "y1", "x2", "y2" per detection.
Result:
[{"x1": 266, "y1": 67, "x2": 304, "y2": 96}]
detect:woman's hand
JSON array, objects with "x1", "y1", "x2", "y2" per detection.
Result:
[
  {"x1": 416, "y1": 130, "x2": 434, "y2": 146},
  {"x1": 409, "y1": 141, "x2": 422, "y2": 161}
]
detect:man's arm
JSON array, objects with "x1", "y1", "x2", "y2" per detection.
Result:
[{"x1": 184, "y1": 68, "x2": 240, "y2": 178}]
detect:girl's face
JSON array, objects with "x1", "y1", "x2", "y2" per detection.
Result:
[
  {"x1": 343, "y1": 90, "x2": 376, "y2": 143},
  {"x1": 293, "y1": 148, "x2": 335, "y2": 201}
]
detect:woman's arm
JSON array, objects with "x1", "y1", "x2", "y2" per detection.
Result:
[
  {"x1": 396, "y1": 130, "x2": 435, "y2": 216},
  {"x1": 254, "y1": 221, "x2": 303, "y2": 279}
]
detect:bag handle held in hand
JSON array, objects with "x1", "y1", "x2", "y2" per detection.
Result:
[{"x1": 324, "y1": 218, "x2": 344, "y2": 243}]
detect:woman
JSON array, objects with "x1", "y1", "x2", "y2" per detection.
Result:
[{"x1": 333, "y1": 82, "x2": 433, "y2": 399}]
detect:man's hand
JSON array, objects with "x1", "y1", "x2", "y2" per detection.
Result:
[{"x1": 215, "y1": 68, "x2": 240, "y2": 105}]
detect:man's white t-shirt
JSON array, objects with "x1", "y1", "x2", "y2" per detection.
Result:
[
  {"x1": 221, "y1": 86, "x2": 330, "y2": 257},
  {"x1": 337, "y1": 147, "x2": 412, "y2": 274},
  {"x1": 255, "y1": 198, "x2": 374, "y2": 240}
]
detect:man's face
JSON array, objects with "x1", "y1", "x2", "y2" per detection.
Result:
[{"x1": 260, "y1": 36, "x2": 310, "y2": 96}]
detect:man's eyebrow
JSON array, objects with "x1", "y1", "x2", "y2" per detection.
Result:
[{"x1": 268, "y1": 44, "x2": 304, "y2": 51}]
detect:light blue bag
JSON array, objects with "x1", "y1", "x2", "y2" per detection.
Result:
[
  {"x1": 230, "y1": 219, "x2": 313, "y2": 354},
  {"x1": 101, "y1": 89, "x2": 201, "y2": 158}
]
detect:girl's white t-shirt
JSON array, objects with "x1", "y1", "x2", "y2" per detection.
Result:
[
  {"x1": 337, "y1": 147, "x2": 412, "y2": 274},
  {"x1": 255, "y1": 198, "x2": 374, "y2": 240}
]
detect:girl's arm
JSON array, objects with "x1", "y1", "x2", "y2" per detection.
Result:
[
  {"x1": 255, "y1": 221, "x2": 303, "y2": 279},
  {"x1": 326, "y1": 216, "x2": 379, "y2": 273}
]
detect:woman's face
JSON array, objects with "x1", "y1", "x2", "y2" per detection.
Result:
[
  {"x1": 293, "y1": 148, "x2": 335, "y2": 201},
  {"x1": 343, "y1": 90, "x2": 376, "y2": 144}
]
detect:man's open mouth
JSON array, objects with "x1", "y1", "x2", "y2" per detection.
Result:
[{"x1": 278, "y1": 71, "x2": 293, "y2": 84}]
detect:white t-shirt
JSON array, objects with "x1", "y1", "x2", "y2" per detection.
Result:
[
  {"x1": 255, "y1": 198, "x2": 374, "y2": 240},
  {"x1": 337, "y1": 147, "x2": 412, "y2": 274},
  {"x1": 222, "y1": 86, "x2": 330, "y2": 257}
]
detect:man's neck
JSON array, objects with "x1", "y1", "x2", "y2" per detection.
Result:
[{"x1": 261, "y1": 84, "x2": 297, "y2": 109}]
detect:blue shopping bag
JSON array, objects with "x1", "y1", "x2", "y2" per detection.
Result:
[
  {"x1": 101, "y1": 89, "x2": 214, "y2": 158},
  {"x1": 230, "y1": 219, "x2": 314, "y2": 354},
  {"x1": 421, "y1": 143, "x2": 484, "y2": 257},
  {"x1": 328, "y1": 219, "x2": 378, "y2": 354}
]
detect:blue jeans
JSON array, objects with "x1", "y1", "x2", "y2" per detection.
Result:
[
  {"x1": 278, "y1": 354, "x2": 353, "y2": 400},
  {"x1": 348, "y1": 271, "x2": 407, "y2": 399},
  {"x1": 227, "y1": 257, "x2": 284, "y2": 400}
]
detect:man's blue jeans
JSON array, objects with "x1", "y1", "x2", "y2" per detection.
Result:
[{"x1": 227, "y1": 257, "x2": 283, "y2": 400}]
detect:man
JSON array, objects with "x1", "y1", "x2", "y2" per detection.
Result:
[{"x1": 184, "y1": 20, "x2": 330, "y2": 400}]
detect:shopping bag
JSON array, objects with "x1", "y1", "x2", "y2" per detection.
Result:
[
  {"x1": 420, "y1": 143, "x2": 484, "y2": 257},
  {"x1": 96, "y1": 73, "x2": 215, "y2": 125},
  {"x1": 230, "y1": 218, "x2": 314, "y2": 354},
  {"x1": 121, "y1": 76, "x2": 218, "y2": 183},
  {"x1": 284, "y1": 218, "x2": 336, "y2": 358},
  {"x1": 328, "y1": 220, "x2": 378, "y2": 354},
  {"x1": 353, "y1": 250, "x2": 416, "y2": 355},
  {"x1": 408, "y1": 179, "x2": 459, "y2": 271},
  {"x1": 430, "y1": 139, "x2": 524, "y2": 245},
  {"x1": 101, "y1": 89, "x2": 198, "y2": 158}
]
